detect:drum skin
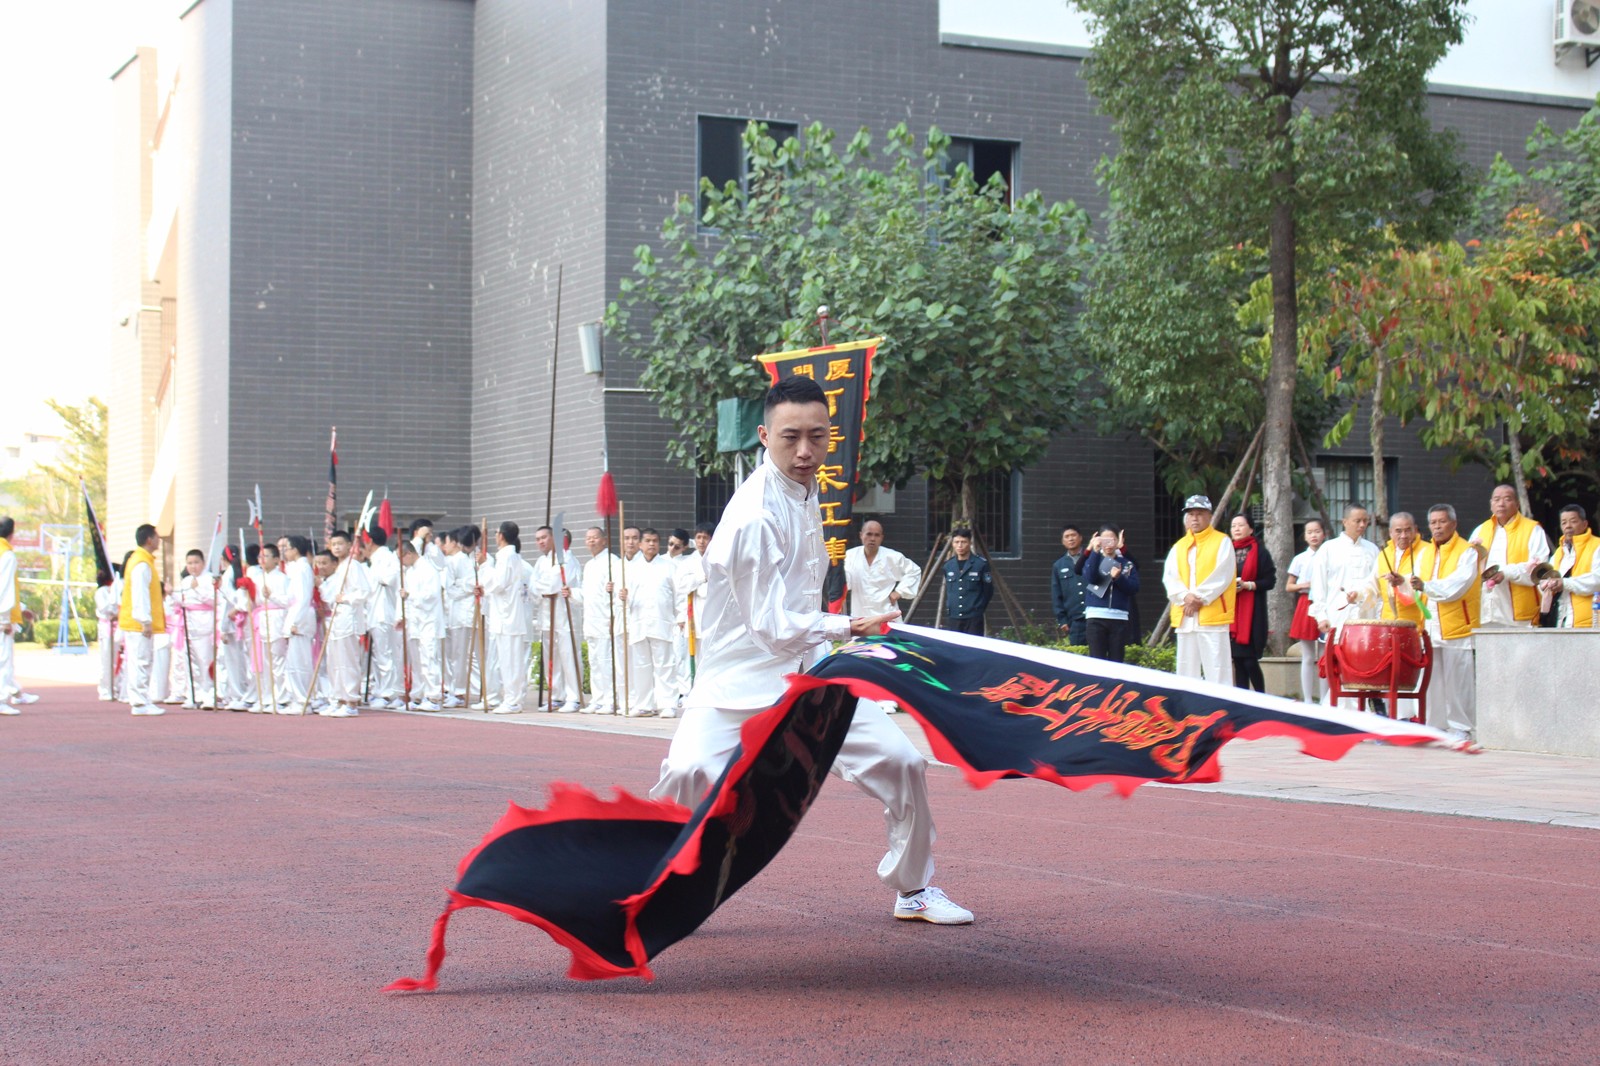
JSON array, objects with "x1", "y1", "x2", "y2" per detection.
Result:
[{"x1": 1334, "y1": 620, "x2": 1425, "y2": 692}]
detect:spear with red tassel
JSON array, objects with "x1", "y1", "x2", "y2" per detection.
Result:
[{"x1": 596, "y1": 468, "x2": 618, "y2": 714}]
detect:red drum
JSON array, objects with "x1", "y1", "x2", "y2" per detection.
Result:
[{"x1": 1331, "y1": 619, "x2": 1426, "y2": 692}]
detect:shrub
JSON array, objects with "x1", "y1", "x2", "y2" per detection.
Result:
[{"x1": 26, "y1": 618, "x2": 99, "y2": 646}]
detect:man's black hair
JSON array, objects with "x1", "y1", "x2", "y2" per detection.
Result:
[
  {"x1": 1060, "y1": 523, "x2": 1081, "y2": 536},
  {"x1": 1561, "y1": 503, "x2": 1589, "y2": 524},
  {"x1": 641, "y1": 527, "x2": 659, "y2": 539},
  {"x1": 0, "y1": 516, "x2": 13, "y2": 539},
  {"x1": 245, "y1": 543, "x2": 262, "y2": 566},
  {"x1": 287, "y1": 534, "x2": 312, "y2": 556},
  {"x1": 314, "y1": 548, "x2": 335, "y2": 562},
  {"x1": 670, "y1": 528, "x2": 690, "y2": 544},
  {"x1": 366, "y1": 523, "x2": 388, "y2": 547},
  {"x1": 694, "y1": 522, "x2": 716, "y2": 537},
  {"x1": 409, "y1": 518, "x2": 434, "y2": 537},
  {"x1": 136, "y1": 523, "x2": 158, "y2": 548},
  {"x1": 261, "y1": 543, "x2": 280, "y2": 560},
  {"x1": 764, "y1": 374, "x2": 827, "y2": 412},
  {"x1": 328, "y1": 529, "x2": 352, "y2": 544},
  {"x1": 186, "y1": 549, "x2": 205, "y2": 561},
  {"x1": 951, "y1": 527, "x2": 973, "y2": 540}
]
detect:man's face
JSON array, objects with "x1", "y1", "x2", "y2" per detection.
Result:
[
  {"x1": 1342, "y1": 509, "x2": 1370, "y2": 540},
  {"x1": 1559, "y1": 510, "x2": 1586, "y2": 538},
  {"x1": 534, "y1": 529, "x2": 555, "y2": 555},
  {"x1": 1390, "y1": 516, "x2": 1417, "y2": 553},
  {"x1": 585, "y1": 529, "x2": 606, "y2": 557},
  {"x1": 642, "y1": 533, "x2": 660, "y2": 560},
  {"x1": 185, "y1": 556, "x2": 204, "y2": 577},
  {"x1": 1061, "y1": 528, "x2": 1082, "y2": 553},
  {"x1": 314, "y1": 555, "x2": 335, "y2": 579},
  {"x1": 276, "y1": 537, "x2": 290, "y2": 558},
  {"x1": 262, "y1": 551, "x2": 279, "y2": 572},
  {"x1": 1491, "y1": 486, "x2": 1519, "y2": 523},
  {"x1": 1183, "y1": 509, "x2": 1210, "y2": 534},
  {"x1": 860, "y1": 522, "x2": 884, "y2": 549},
  {"x1": 440, "y1": 537, "x2": 460, "y2": 556},
  {"x1": 666, "y1": 536, "x2": 685, "y2": 557},
  {"x1": 951, "y1": 534, "x2": 971, "y2": 559},
  {"x1": 330, "y1": 537, "x2": 350, "y2": 561},
  {"x1": 758, "y1": 400, "x2": 831, "y2": 487},
  {"x1": 1428, "y1": 510, "x2": 1457, "y2": 543},
  {"x1": 694, "y1": 531, "x2": 711, "y2": 554},
  {"x1": 622, "y1": 528, "x2": 641, "y2": 558}
]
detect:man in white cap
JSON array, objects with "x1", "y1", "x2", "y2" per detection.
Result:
[{"x1": 1161, "y1": 495, "x2": 1236, "y2": 684}]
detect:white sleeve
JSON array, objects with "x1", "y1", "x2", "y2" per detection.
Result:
[
  {"x1": 893, "y1": 552, "x2": 922, "y2": 599},
  {"x1": 131, "y1": 562, "x2": 152, "y2": 623},
  {"x1": 0, "y1": 552, "x2": 17, "y2": 615},
  {"x1": 1162, "y1": 545, "x2": 1188, "y2": 607},
  {"x1": 1504, "y1": 525, "x2": 1553, "y2": 585},
  {"x1": 719, "y1": 516, "x2": 851, "y2": 657},
  {"x1": 1423, "y1": 548, "x2": 1481, "y2": 603}
]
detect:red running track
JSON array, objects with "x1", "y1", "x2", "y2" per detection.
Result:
[{"x1": 4, "y1": 680, "x2": 1598, "y2": 1065}]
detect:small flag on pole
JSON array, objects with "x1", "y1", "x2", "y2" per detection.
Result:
[{"x1": 324, "y1": 428, "x2": 339, "y2": 541}]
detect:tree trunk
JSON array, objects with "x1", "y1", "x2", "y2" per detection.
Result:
[
  {"x1": 1507, "y1": 423, "x2": 1530, "y2": 516},
  {"x1": 1261, "y1": 99, "x2": 1299, "y2": 657},
  {"x1": 957, "y1": 472, "x2": 977, "y2": 536},
  {"x1": 1370, "y1": 353, "x2": 1388, "y2": 541}
]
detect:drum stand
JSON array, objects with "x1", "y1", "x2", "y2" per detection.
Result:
[{"x1": 1325, "y1": 629, "x2": 1434, "y2": 724}]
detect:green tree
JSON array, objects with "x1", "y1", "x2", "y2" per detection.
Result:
[
  {"x1": 610, "y1": 122, "x2": 1095, "y2": 531},
  {"x1": 1080, "y1": 0, "x2": 1472, "y2": 647}
]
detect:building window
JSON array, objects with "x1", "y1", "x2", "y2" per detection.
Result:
[
  {"x1": 1316, "y1": 457, "x2": 1398, "y2": 541},
  {"x1": 927, "y1": 469, "x2": 1021, "y2": 558},
  {"x1": 943, "y1": 137, "x2": 1016, "y2": 204},
  {"x1": 695, "y1": 471, "x2": 738, "y2": 528},
  {"x1": 698, "y1": 116, "x2": 799, "y2": 224}
]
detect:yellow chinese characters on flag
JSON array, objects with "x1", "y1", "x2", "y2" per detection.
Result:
[{"x1": 757, "y1": 337, "x2": 881, "y2": 611}]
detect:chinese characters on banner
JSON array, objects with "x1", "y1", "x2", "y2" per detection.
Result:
[{"x1": 757, "y1": 337, "x2": 881, "y2": 611}]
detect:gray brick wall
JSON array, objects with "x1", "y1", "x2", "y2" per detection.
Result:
[{"x1": 228, "y1": 0, "x2": 474, "y2": 541}]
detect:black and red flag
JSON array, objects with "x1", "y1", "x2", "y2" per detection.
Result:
[
  {"x1": 386, "y1": 625, "x2": 1461, "y2": 992},
  {"x1": 323, "y1": 427, "x2": 339, "y2": 542},
  {"x1": 78, "y1": 478, "x2": 112, "y2": 583},
  {"x1": 757, "y1": 337, "x2": 880, "y2": 611}
]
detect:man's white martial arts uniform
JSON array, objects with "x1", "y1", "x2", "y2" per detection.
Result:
[
  {"x1": 319, "y1": 557, "x2": 371, "y2": 711},
  {"x1": 583, "y1": 549, "x2": 624, "y2": 714},
  {"x1": 402, "y1": 555, "x2": 445, "y2": 707},
  {"x1": 623, "y1": 551, "x2": 676, "y2": 717},
  {"x1": 94, "y1": 580, "x2": 120, "y2": 700},
  {"x1": 280, "y1": 554, "x2": 316, "y2": 708},
  {"x1": 1309, "y1": 531, "x2": 1380, "y2": 709},
  {"x1": 214, "y1": 566, "x2": 251, "y2": 709},
  {"x1": 364, "y1": 543, "x2": 402, "y2": 705},
  {"x1": 1162, "y1": 527, "x2": 1236, "y2": 686},
  {"x1": 251, "y1": 563, "x2": 291, "y2": 713},
  {"x1": 442, "y1": 550, "x2": 475, "y2": 705},
  {"x1": 532, "y1": 547, "x2": 585, "y2": 710},
  {"x1": 480, "y1": 543, "x2": 534, "y2": 712},
  {"x1": 650, "y1": 454, "x2": 937, "y2": 895},
  {"x1": 672, "y1": 550, "x2": 708, "y2": 712}
]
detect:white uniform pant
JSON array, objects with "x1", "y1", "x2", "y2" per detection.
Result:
[
  {"x1": 408, "y1": 627, "x2": 442, "y2": 704},
  {"x1": 651, "y1": 698, "x2": 936, "y2": 893},
  {"x1": 369, "y1": 622, "x2": 401, "y2": 700},
  {"x1": 124, "y1": 631, "x2": 155, "y2": 708},
  {"x1": 325, "y1": 635, "x2": 362, "y2": 705},
  {"x1": 218, "y1": 635, "x2": 250, "y2": 704},
  {"x1": 151, "y1": 635, "x2": 171, "y2": 703},
  {"x1": 1427, "y1": 639, "x2": 1476, "y2": 734},
  {"x1": 671, "y1": 627, "x2": 691, "y2": 700},
  {"x1": 1296, "y1": 639, "x2": 1322, "y2": 703},
  {"x1": 626, "y1": 637, "x2": 673, "y2": 714},
  {"x1": 492, "y1": 633, "x2": 530, "y2": 710},
  {"x1": 543, "y1": 616, "x2": 584, "y2": 706},
  {"x1": 181, "y1": 627, "x2": 216, "y2": 705},
  {"x1": 1175, "y1": 627, "x2": 1232, "y2": 686},
  {"x1": 0, "y1": 628, "x2": 17, "y2": 701},
  {"x1": 97, "y1": 625, "x2": 117, "y2": 699},
  {"x1": 444, "y1": 626, "x2": 472, "y2": 697},
  {"x1": 585, "y1": 634, "x2": 617, "y2": 712},
  {"x1": 281, "y1": 632, "x2": 311, "y2": 704}
]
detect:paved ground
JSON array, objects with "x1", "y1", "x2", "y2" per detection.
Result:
[{"x1": 6, "y1": 656, "x2": 1600, "y2": 1064}]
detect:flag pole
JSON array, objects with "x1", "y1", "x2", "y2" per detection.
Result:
[
  {"x1": 618, "y1": 501, "x2": 630, "y2": 717},
  {"x1": 478, "y1": 516, "x2": 489, "y2": 712}
]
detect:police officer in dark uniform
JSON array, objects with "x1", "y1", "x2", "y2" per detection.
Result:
[
  {"x1": 1051, "y1": 524, "x2": 1088, "y2": 645},
  {"x1": 942, "y1": 528, "x2": 993, "y2": 635}
]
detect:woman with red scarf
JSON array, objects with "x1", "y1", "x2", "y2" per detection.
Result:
[{"x1": 1228, "y1": 514, "x2": 1277, "y2": 692}]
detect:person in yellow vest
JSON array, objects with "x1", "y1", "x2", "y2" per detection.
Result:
[
  {"x1": 0, "y1": 515, "x2": 42, "y2": 714},
  {"x1": 1369, "y1": 511, "x2": 1425, "y2": 625},
  {"x1": 1469, "y1": 484, "x2": 1551, "y2": 627},
  {"x1": 1409, "y1": 504, "x2": 1483, "y2": 743},
  {"x1": 1162, "y1": 495, "x2": 1236, "y2": 685},
  {"x1": 1539, "y1": 504, "x2": 1599, "y2": 629},
  {"x1": 119, "y1": 523, "x2": 167, "y2": 716}
]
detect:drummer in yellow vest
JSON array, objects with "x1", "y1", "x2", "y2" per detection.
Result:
[
  {"x1": 1408, "y1": 504, "x2": 1483, "y2": 742},
  {"x1": 119, "y1": 523, "x2": 168, "y2": 717},
  {"x1": 1539, "y1": 504, "x2": 1599, "y2": 629},
  {"x1": 1369, "y1": 511, "x2": 1425, "y2": 625},
  {"x1": 1161, "y1": 495, "x2": 1236, "y2": 685},
  {"x1": 1469, "y1": 484, "x2": 1551, "y2": 627},
  {"x1": 0, "y1": 515, "x2": 42, "y2": 713}
]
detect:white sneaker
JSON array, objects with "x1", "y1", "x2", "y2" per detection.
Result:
[
  {"x1": 12, "y1": 692, "x2": 40, "y2": 705},
  {"x1": 557, "y1": 702, "x2": 579, "y2": 713},
  {"x1": 491, "y1": 704, "x2": 522, "y2": 715},
  {"x1": 227, "y1": 700, "x2": 251, "y2": 711},
  {"x1": 0, "y1": 704, "x2": 20, "y2": 716},
  {"x1": 132, "y1": 705, "x2": 166, "y2": 716},
  {"x1": 322, "y1": 704, "x2": 358, "y2": 718},
  {"x1": 893, "y1": 887, "x2": 973, "y2": 925},
  {"x1": 161, "y1": 696, "x2": 182, "y2": 705},
  {"x1": 180, "y1": 700, "x2": 199, "y2": 710},
  {"x1": 441, "y1": 695, "x2": 463, "y2": 708},
  {"x1": 366, "y1": 697, "x2": 391, "y2": 710},
  {"x1": 415, "y1": 699, "x2": 441, "y2": 712},
  {"x1": 247, "y1": 704, "x2": 271, "y2": 714},
  {"x1": 658, "y1": 707, "x2": 677, "y2": 719},
  {"x1": 277, "y1": 703, "x2": 307, "y2": 716}
]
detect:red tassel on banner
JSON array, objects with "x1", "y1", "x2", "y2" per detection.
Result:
[
  {"x1": 377, "y1": 497, "x2": 396, "y2": 539},
  {"x1": 595, "y1": 471, "x2": 618, "y2": 518}
]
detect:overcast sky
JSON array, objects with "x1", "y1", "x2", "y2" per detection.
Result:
[{"x1": 2, "y1": 2, "x2": 172, "y2": 438}]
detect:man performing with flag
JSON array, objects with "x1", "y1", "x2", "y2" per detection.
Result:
[{"x1": 650, "y1": 375, "x2": 973, "y2": 924}]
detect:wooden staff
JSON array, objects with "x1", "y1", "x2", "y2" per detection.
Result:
[
  {"x1": 618, "y1": 502, "x2": 630, "y2": 717},
  {"x1": 477, "y1": 516, "x2": 489, "y2": 712}
]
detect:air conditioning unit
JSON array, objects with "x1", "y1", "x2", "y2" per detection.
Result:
[{"x1": 1555, "y1": 0, "x2": 1600, "y2": 56}]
